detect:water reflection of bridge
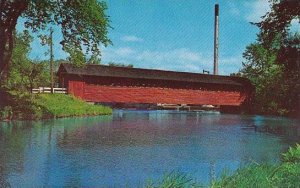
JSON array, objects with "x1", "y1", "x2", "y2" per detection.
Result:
[{"x1": 0, "y1": 112, "x2": 299, "y2": 186}]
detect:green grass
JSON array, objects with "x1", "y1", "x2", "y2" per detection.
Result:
[
  {"x1": 211, "y1": 163, "x2": 300, "y2": 188},
  {"x1": 147, "y1": 144, "x2": 300, "y2": 188},
  {"x1": 145, "y1": 171, "x2": 203, "y2": 188},
  {"x1": 34, "y1": 94, "x2": 112, "y2": 118},
  {"x1": 211, "y1": 143, "x2": 300, "y2": 188},
  {"x1": 0, "y1": 90, "x2": 112, "y2": 120}
]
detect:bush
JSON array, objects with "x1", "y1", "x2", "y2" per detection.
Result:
[
  {"x1": 145, "y1": 172, "x2": 202, "y2": 188},
  {"x1": 212, "y1": 144, "x2": 300, "y2": 188},
  {"x1": 282, "y1": 144, "x2": 300, "y2": 163},
  {"x1": 0, "y1": 106, "x2": 13, "y2": 120}
]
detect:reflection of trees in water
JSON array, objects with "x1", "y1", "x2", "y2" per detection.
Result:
[
  {"x1": 0, "y1": 123, "x2": 29, "y2": 173},
  {"x1": 253, "y1": 117, "x2": 300, "y2": 141},
  {"x1": 0, "y1": 175, "x2": 10, "y2": 188},
  {"x1": 0, "y1": 122, "x2": 35, "y2": 187},
  {"x1": 56, "y1": 122, "x2": 193, "y2": 149},
  {"x1": 0, "y1": 159, "x2": 10, "y2": 187},
  {"x1": 259, "y1": 125, "x2": 299, "y2": 137},
  {"x1": 56, "y1": 111, "x2": 216, "y2": 149},
  {"x1": 55, "y1": 113, "x2": 283, "y2": 158},
  {"x1": 54, "y1": 111, "x2": 288, "y2": 164},
  {"x1": 0, "y1": 112, "x2": 299, "y2": 187}
]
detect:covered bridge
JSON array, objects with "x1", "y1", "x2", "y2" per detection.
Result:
[{"x1": 57, "y1": 63, "x2": 253, "y2": 109}]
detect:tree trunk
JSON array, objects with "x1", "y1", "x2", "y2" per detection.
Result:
[
  {"x1": 0, "y1": 28, "x2": 13, "y2": 85},
  {"x1": 0, "y1": 0, "x2": 29, "y2": 85}
]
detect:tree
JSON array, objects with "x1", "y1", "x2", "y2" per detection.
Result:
[
  {"x1": 277, "y1": 33, "x2": 300, "y2": 71},
  {"x1": 241, "y1": 0, "x2": 300, "y2": 116},
  {"x1": 255, "y1": 0, "x2": 300, "y2": 73},
  {"x1": 256, "y1": 0, "x2": 300, "y2": 47},
  {"x1": 108, "y1": 62, "x2": 134, "y2": 68},
  {"x1": 241, "y1": 42, "x2": 287, "y2": 115},
  {"x1": 7, "y1": 31, "x2": 50, "y2": 92},
  {"x1": 0, "y1": 0, "x2": 111, "y2": 81}
]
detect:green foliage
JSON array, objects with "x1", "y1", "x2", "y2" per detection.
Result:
[
  {"x1": 0, "y1": 106, "x2": 13, "y2": 121},
  {"x1": 240, "y1": 0, "x2": 300, "y2": 116},
  {"x1": 145, "y1": 172, "x2": 202, "y2": 188},
  {"x1": 212, "y1": 164, "x2": 275, "y2": 188},
  {"x1": 6, "y1": 31, "x2": 50, "y2": 92},
  {"x1": 24, "y1": 0, "x2": 111, "y2": 63},
  {"x1": 0, "y1": 91, "x2": 46, "y2": 120},
  {"x1": 241, "y1": 42, "x2": 289, "y2": 115},
  {"x1": 108, "y1": 62, "x2": 134, "y2": 68},
  {"x1": 146, "y1": 144, "x2": 300, "y2": 188},
  {"x1": 212, "y1": 144, "x2": 300, "y2": 188},
  {"x1": 212, "y1": 163, "x2": 300, "y2": 188},
  {"x1": 87, "y1": 54, "x2": 101, "y2": 64},
  {"x1": 0, "y1": 0, "x2": 111, "y2": 76},
  {"x1": 65, "y1": 48, "x2": 87, "y2": 67},
  {"x1": 282, "y1": 144, "x2": 300, "y2": 163},
  {"x1": 34, "y1": 94, "x2": 112, "y2": 118},
  {"x1": 278, "y1": 33, "x2": 300, "y2": 71},
  {"x1": 256, "y1": 0, "x2": 300, "y2": 47},
  {"x1": 241, "y1": 34, "x2": 299, "y2": 116},
  {"x1": 0, "y1": 92, "x2": 112, "y2": 121}
]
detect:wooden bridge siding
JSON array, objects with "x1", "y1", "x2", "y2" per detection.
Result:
[
  {"x1": 83, "y1": 76, "x2": 243, "y2": 92},
  {"x1": 83, "y1": 85, "x2": 246, "y2": 106},
  {"x1": 68, "y1": 80, "x2": 85, "y2": 99}
]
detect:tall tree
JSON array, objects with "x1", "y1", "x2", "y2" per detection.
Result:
[
  {"x1": 241, "y1": 0, "x2": 300, "y2": 116},
  {"x1": 257, "y1": 0, "x2": 300, "y2": 47},
  {"x1": 256, "y1": 0, "x2": 300, "y2": 71},
  {"x1": 7, "y1": 31, "x2": 50, "y2": 92},
  {"x1": 0, "y1": 0, "x2": 111, "y2": 81},
  {"x1": 241, "y1": 42, "x2": 287, "y2": 115}
]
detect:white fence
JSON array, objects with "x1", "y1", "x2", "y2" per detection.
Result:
[{"x1": 32, "y1": 87, "x2": 67, "y2": 94}]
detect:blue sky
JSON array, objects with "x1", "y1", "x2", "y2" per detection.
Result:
[{"x1": 16, "y1": 0, "x2": 299, "y2": 75}]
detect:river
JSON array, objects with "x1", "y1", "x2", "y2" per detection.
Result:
[{"x1": 0, "y1": 110, "x2": 299, "y2": 187}]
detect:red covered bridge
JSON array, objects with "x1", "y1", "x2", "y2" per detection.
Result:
[{"x1": 57, "y1": 63, "x2": 253, "y2": 110}]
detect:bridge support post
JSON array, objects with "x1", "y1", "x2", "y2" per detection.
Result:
[{"x1": 220, "y1": 105, "x2": 241, "y2": 114}]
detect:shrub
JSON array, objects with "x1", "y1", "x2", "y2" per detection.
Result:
[
  {"x1": 145, "y1": 172, "x2": 202, "y2": 188},
  {"x1": 0, "y1": 106, "x2": 13, "y2": 120},
  {"x1": 282, "y1": 144, "x2": 300, "y2": 163},
  {"x1": 212, "y1": 144, "x2": 300, "y2": 188}
]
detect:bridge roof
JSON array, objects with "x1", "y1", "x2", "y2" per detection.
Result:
[{"x1": 58, "y1": 63, "x2": 251, "y2": 87}]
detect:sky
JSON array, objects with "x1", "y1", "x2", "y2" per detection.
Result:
[{"x1": 16, "y1": 0, "x2": 299, "y2": 75}]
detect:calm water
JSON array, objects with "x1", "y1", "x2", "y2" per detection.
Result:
[{"x1": 0, "y1": 110, "x2": 299, "y2": 187}]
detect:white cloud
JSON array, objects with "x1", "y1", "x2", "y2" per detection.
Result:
[
  {"x1": 219, "y1": 56, "x2": 243, "y2": 75},
  {"x1": 245, "y1": 0, "x2": 270, "y2": 23},
  {"x1": 136, "y1": 48, "x2": 202, "y2": 63},
  {"x1": 102, "y1": 47, "x2": 243, "y2": 75},
  {"x1": 115, "y1": 47, "x2": 136, "y2": 56},
  {"x1": 121, "y1": 35, "x2": 144, "y2": 42}
]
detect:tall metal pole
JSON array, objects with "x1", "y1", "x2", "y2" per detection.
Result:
[
  {"x1": 214, "y1": 4, "x2": 219, "y2": 75},
  {"x1": 50, "y1": 27, "x2": 54, "y2": 93}
]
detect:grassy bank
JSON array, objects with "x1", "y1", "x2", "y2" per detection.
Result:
[
  {"x1": 147, "y1": 144, "x2": 300, "y2": 188},
  {"x1": 35, "y1": 94, "x2": 112, "y2": 118},
  {"x1": 0, "y1": 91, "x2": 112, "y2": 120}
]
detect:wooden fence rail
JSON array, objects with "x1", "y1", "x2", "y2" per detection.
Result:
[{"x1": 32, "y1": 87, "x2": 67, "y2": 94}]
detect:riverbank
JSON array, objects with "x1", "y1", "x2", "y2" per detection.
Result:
[
  {"x1": 0, "y1": 91, "x2": 112, "y2": 121},
  {"x1": 147, "y1": 144, "x2": 300, "y2": 188}
]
